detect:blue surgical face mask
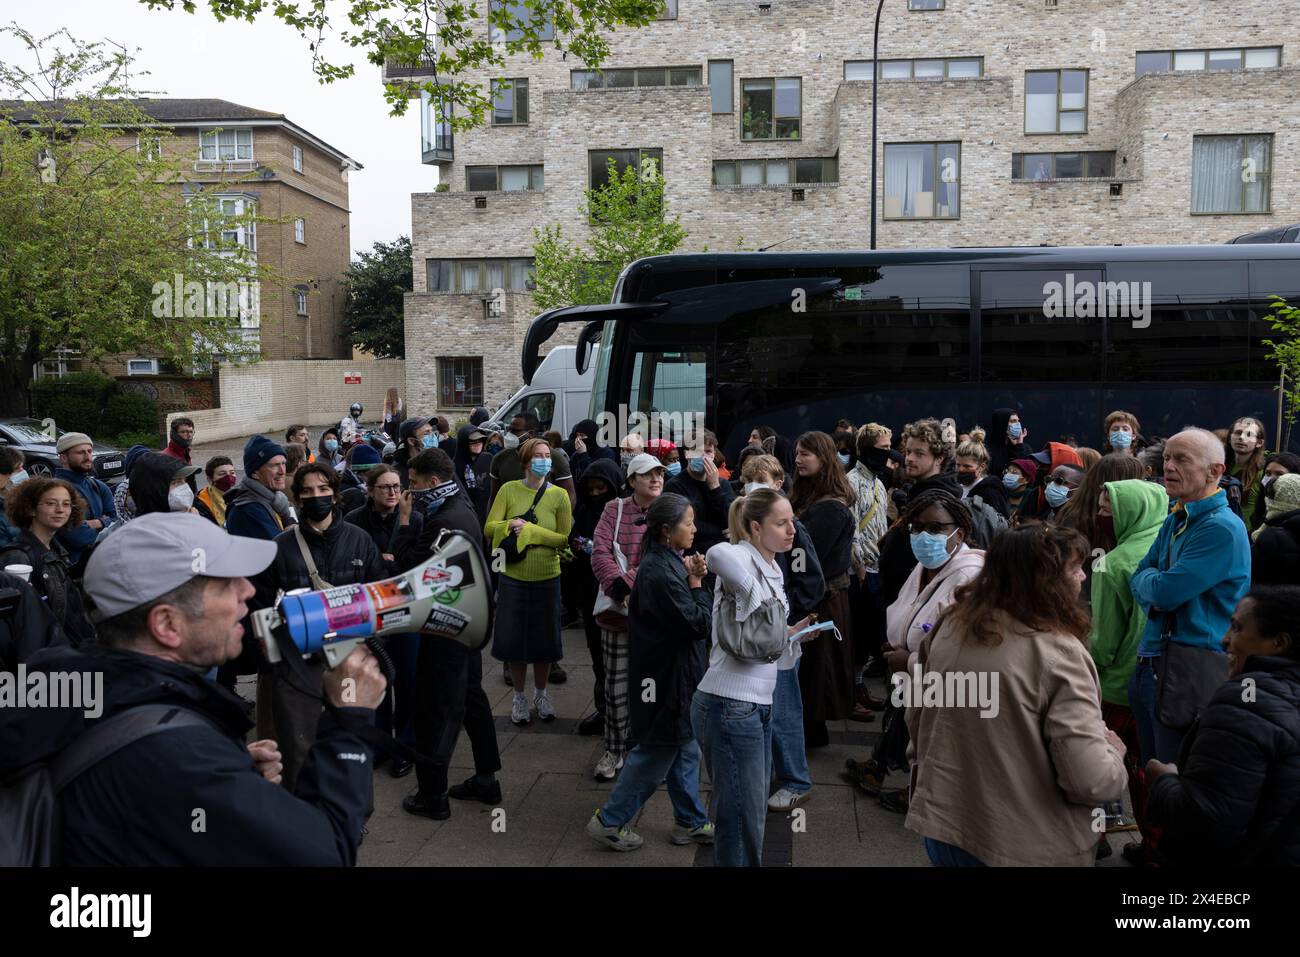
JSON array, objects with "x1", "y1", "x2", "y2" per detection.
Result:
[
  {"x1": 1007, "y1": 422, "x2": 1023, "y2": 440},
  {"x1": 1109, "y1": 429, "x2": 1132, "y2": 450},
  {"x1": 666, "y1": 461, "x2": 682, "y2": 477},
  {"x1": 9, "y1": 469, "x2": 28, "y2": 486},
  {"x1": 324, "y1": 439, "x2": 339, "y2": 453},
  {"x1": 1002, "y1": 472, "x2": 1022, "y2": 490},
  {"x1": 422, "y1": 433, "x2": 438, "y2": 449},
  {"x1": 1045, "y1": 483, "x2": 1071, "y2": 508},
  {"x1": 910, "y1": 529, "x2": 957, "y2": 570},
  {"x1": 530, "y1": 458, "x2": 552, "y2": 477},
  {"x1": 688, "y1": 457, "x2": 705, "y2": 477},
  {"x1": 837, "y1": 452, "x2": 851, "y2": 467}
]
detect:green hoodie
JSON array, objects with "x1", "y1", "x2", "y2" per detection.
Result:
[{"x1": 1089, "y1": 480, "x2": 1170, "y2": 705}]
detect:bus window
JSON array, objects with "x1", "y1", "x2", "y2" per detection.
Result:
[
  {"x1": 1250, "y1": 258, "x2": 1300, "y2": 383},
  {"x1": 980, "y1": 268, "x2": 1103, "y2": 382},
  {"x1": 629, "y1": 349, "x2": 708, "y2": 440},
  {"x1": 1107, "y1": 260, "x2": 1249, "y2": 382}
]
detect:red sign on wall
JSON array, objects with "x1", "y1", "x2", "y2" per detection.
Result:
[{"x1": 344, "y1": 374, "x2": 361, "y2": 384}]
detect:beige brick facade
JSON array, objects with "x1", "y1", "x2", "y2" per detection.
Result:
[{"x1": 403, "y1": 0, "x2": 1300, "y2": 416}]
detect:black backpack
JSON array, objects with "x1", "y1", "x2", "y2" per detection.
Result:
[
  {"x1": 1218, "y1": 475, "x2": 1245, "y2": 519},
  {"x1": 0, "y1": 704, "x2": 209, "y2": 866}
]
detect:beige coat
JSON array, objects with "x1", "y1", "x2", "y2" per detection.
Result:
[{"x1": 904, "y1": 607, "x2": 1126, "y2": 866}]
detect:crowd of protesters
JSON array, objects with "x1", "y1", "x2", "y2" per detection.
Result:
[{"x1": 1, "y1": 398, "x2": 1298, "y2": 869}]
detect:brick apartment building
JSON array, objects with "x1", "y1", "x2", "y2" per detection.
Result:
[
  {"x1": 25, "y1": 98, "x2": 361, "y2": 380},
  {"x1": 388, "y1": 0, "x2": 1300, "y2": 418}
]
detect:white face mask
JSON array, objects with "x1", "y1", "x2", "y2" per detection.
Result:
[
  {"x1": 743, "y1": 482, "x2": 767, "y2": 496},
  {"x1": 168, "y1": 484, "x2": 194, "y2": 512},
  {"x1": 503, "y1": 432, "x2": 521, "y2": 450}
]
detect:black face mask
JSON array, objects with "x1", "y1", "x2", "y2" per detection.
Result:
[
  {"x1": 956, "y1": 471, "x2": 977, "y2": 487},
  {"x1": 299, "y1": 495, "x2": 334, "y2": 522},
  {"x1": 861, "y1": 446, "x2": 891, "y2": 474}
]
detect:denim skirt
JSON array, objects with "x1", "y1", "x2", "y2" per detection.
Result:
[{"x1": 490, "y1": 574, "x2": 563, "y2": 663}]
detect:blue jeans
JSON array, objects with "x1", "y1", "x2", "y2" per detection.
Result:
[
  {"x1": 1128, "y1": 656, "x2": 1186, "y2": 765},
  {"x1": 771, "y1": 662, "x2": 811, "y2": 794},
  {"x1": 691, "y1": 690, "x2": 773, "y2": 867},
  {"x1": 924, "y1": 837, "x2": 986, "y2": 867},
  {"x1": 600, "y1": 740, "x2": 708, "y2": 830}
]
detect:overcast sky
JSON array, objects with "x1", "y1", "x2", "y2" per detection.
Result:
[{"x1": 2, "y1": 0, "x2": 432, "y2": 256}]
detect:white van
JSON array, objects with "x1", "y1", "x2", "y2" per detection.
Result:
[{"x1": 484, "y1": 345, "x2": 593, "y2": 439}]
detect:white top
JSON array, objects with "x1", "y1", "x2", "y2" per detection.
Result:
[{"x1": 696, "y1": 540, "x2": 800, "y2": 705}]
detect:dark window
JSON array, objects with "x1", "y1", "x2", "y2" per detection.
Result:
[
  {"x1": 589, "y1": 148, "x2": 662, "y2": 190},
  {"x1": 1135, "y1": 51, "x2": 1171, "y2": 76},
  {"x1": 491, "y1": 78, "x2": 528, "y2": 124},
  {"x1": 438, "y1": 357, "x2": 484, "y2": 406},
  {"x1": 1012, "y1": 151, "x2": 1115, "y2": 180},
  {"x1": 1105, "y1": 261, "x2": 1250, "y2": 382},
  {"x1": 1251, "y1": 259, "x2": 1300, "y2": 383},
  {"x1": 980, "y1": 268, "x2": 1103, "y2": 382},
  {"x1": 466, "y1": 166, "x2": 498, "y2": 190}
]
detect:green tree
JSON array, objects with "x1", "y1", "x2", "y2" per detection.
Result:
[
  {"x1": 532, "y1": 158, "x2": 686, "y2": 310},
  {"x1": 1264, "y1": 294, "x2": 1300, "y2": 449},
  {"x1": 342, "y1": 235, "x2": 412, "y2": 358},
  {"x1": 141, "y1": 0, "x2": 669, "y2": 127},
  {"x1": 0, "y1": 26, "x2": 279, "y2": 416}
]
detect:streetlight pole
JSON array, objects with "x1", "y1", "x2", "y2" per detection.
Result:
[{"x1": 869, "y1": 0, "x2": 886, "y2": 250}]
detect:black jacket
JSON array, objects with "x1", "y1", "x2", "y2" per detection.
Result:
[
  {"x1": 878, "y1": 471, "x2": 964, "y2": 605},
  {"x1": 988, "y1": 407, "x2": 1031, "y2": 477},
  {"x1": 0, "y1": 644, "x2": 374, "y2": 865},
  {"x1": 0, "y1": 570, "x2": 67, "y2": 670},
  {"x1": 573, "y1": 458, "x2": 625, "y2": 541},
  {"x1": 399, "y1": 487, "x2": 483, "y2": 572},
  {"x1": 344, "y1": 504, "x2": 424, "y2": 575},
  {"x1": 0, "y1": 531, "x2": 96, "y2": 649},
  {"x1": 453, "y1": 425, "x2": 496, "y2": 525},
  {"x1": 627, "y1": 542, "x2": 712, "y2": 748},
  {"x1": 251, "y1": 514, "x2": 388, "y2": 612},
  {"x1": 1148, "y1": 656, "x2": 1300, "y2": 866},
  {"x1": 338, "y1": 469, "x2": 368, "y2": 514},
  {"x1": 777, "y1": 518, "x2": 826, "y2": 625},
  {"x1": 799, "y1": 498, "x2": 854, "y2": 582},
  {"x1": 966, "y1": 475, "x2": 1010, "y2": 518},
  {"x1": 1251, "y1": 509, "x2": 1300, "y2": 587},
  {"x1": 664, "y1": 472, "x2": 736, "y2": 556}
]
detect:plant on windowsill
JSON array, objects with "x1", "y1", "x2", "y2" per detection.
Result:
[
  {"x1": 435, "y1": 183, "x2": 450, "y2": 192},
  {"x1": 1264, "y1": 294, "x2": 1300, "y2": 449},
  {"x1": 741, "y1": 108, "x2": 771, "y2": 140}
]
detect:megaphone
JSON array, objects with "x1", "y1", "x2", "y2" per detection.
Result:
[{"x1": 252, "y1": 529, "x2": 495, "y2": 668}]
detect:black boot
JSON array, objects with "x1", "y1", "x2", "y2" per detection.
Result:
[{"x1": 402, "y1": 791, "x2": 451, "y2": 820}]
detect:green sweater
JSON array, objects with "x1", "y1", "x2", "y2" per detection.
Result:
[
  {"x1": 485, "y1": 479, "x2": 573, "y2": 581},
  {"x1": 1088, "y1": 479, "x2": 1169, "y2": 705},
  {"x1": 1230, "y1": 460, "x2": 1264, "y2": 533}
]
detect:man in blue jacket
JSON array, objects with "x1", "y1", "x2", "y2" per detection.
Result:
[
  {"x1": 54, "y1": 431, "x2": 117, "y2": 568},
  {"x1": 1130, "y1": 428, "x2": 1250, "y2": 769}
]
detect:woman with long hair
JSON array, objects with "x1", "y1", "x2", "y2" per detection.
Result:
[
  {"x1": 905, "y1": 524, "x2": 1127, "y2": 866},
  {"x1": 586, "y1": 493, "x2": 714, "y2": 851},
  {"x1": 1055, "y1": 452, "x2": 1146, "y2": 554},
  {"x1": 691, "y1": 489, "x2": 811, "y2": 866},
  {"x1": 1227, "y1": 417, "x2": 1268, "y2": 531},
  {"x1": 382, "y1": 387, "x2": 405, "y2": 442},
  {"x1": 790, "y1": 431, "x2": 858, "y2": 748}
]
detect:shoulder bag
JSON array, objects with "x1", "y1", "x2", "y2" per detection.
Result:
[{"x1": 714, "y1": 553, "x2": 788, "y2": 663}]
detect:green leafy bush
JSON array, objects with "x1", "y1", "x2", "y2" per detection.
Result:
[
  {"x1": 112, "y1": 430, "x2": 162, "y2": 450},
  {"x1": 31, "y1": 372, "x2": 114, "y2": 435},
  {"x1": 103, "y1": 391, "x2": 160, "y2": 439}
]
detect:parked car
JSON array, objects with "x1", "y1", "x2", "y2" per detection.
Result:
[{"x1": 0, "y1": 418, "x2": 128, "y2": 484}]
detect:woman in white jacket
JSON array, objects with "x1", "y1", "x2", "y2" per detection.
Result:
[
  {"x1": 846, "y1": 490, "x2": 984, "y2": 809},
  {"x1": 691, "y1": 488, "x2": 812, "y2": 867}
]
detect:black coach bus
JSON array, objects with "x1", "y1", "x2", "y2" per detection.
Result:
[{"x1": 519, "y1": 245, "x2": 1300, "y2": 459}]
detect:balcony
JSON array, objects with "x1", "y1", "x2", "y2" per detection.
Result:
[
  {"x1": 419, "y1": 87, "x2": 454, "y2": 166},
  {"x1": 194, "y1": 159, "x2": 258, "y2": 173},
  {"x1": 383, "y1": 58, "x2": 438, "y2": 96}
]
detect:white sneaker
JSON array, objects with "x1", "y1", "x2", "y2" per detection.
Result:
[
  {"x1": 510, "y1": 692, "x2": 531, "y2": 725},
  {"x1": 586, "y1": 810, "x2": 643, "y2": 851},
  {"x1": 593, "y1": 750, "x2": 624, "y2": 780},
  {"x1": 767, "y1": 787, "x2": 813, "y2": 812},
  {"x1": 670, "y1": 821, "x2": 715, "y2": 845},
  {"x1": 534, "y1": 688, "x2": 556, "y2": 721}
]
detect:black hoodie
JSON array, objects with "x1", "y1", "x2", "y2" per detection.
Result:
[
  {"x1": 573, "y1": 457, "x2": 625, "y2": 542},
  {"x1": 988, "y1": 407, "x2": 1031, "y2": 477},
  {"x1": 0, "y1": 643, "x2": 375, "y2": 865},
  {"x1": 877, "y1": 470, "x2": 964, "y2": 606},
  {"x1": 453, "y1": 423, "x2": 494, "y2": 523},
  {"x1": 129, "y1": 451, "x2": 189, "y2": 516}
]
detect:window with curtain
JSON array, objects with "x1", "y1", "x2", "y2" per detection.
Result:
[
  {"x1": 425, "y1": 258, "x2": 535, "y2": 292},
  {"x1": 200, "y1": 129, "x2": 252, "y2": 161},
  {"x1": 884, "y1": 142, "x2": 960, "y2": 218},
  {"x1": 1025, "y1": 70, "x2": 1088, "y2": 133},
  {"x1": 1191, "y1": 135, "x2": 1271, "y2": 213},
  {"x1": 713, "y1": 157, "x2": 838, "y2": 185},
  {"x1": 1137, "y1": 47, "x2": 1280, "y2": 76}
]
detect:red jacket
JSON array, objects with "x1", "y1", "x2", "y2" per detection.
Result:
[{"x1": 160, "y1": 440, "x2": 192, "y2": 464}]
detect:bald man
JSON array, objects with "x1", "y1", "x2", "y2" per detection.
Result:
[{"x1": 1128, "y1": 428, "x2": 1250, "y2": 768}]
